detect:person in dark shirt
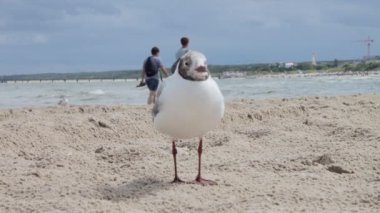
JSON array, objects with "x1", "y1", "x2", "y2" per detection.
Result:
[{"x1": 139, "y1": 47, "x2": 169, "y2": 104}]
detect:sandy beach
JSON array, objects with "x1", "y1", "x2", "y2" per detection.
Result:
[{"x1": 0, "y1": 94, "x2": 379, "y2": 212}]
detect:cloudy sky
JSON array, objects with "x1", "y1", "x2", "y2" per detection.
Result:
[{"x1": 0, "y1": 0, "x2": 379, "y2": 75}]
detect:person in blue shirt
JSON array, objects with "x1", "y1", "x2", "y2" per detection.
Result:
[
  {"x1": 175, "y1": 37, "x2": 190, "y2": 60},
  {"x1": 139, "y1": 47, "x2": 169, "y2": 104},
  {"x1": 171, "y1": 37, "x2": 190, "y2": 73}
]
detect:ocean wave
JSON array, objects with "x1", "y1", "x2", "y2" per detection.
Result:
[{"x1": 89, "y1": 89, "x2": 106, "y2": 95}]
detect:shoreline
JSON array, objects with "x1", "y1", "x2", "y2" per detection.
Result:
[
  {"x1": 1, "y1": 94, "x2": 379, "y2": 212},
  {"x1": 1, "y1": 70, "x2": 379, "y2": 84},
  {"x1": 1, "y1": 92, "x2": 379, "y2": 110}
]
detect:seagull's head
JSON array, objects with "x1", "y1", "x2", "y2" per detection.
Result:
[{"x1": 178, "y1": 51, "x2": 209, "y2": 81}]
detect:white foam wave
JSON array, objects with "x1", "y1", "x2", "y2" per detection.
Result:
[{"x1": 89, "y1": 89, "x2": 106, "y2": 95}]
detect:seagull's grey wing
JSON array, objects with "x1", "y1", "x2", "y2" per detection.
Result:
[
  {"x1": 152, "y1": 81, "x2": 165, "y2": 118},
  {"x1": 170, "y1": 58, "x2": 180, "y2": 74}
]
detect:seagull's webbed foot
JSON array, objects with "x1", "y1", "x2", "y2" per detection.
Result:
[
  {"x1": 171, "y1": 176, "x2": 187, "y2": 184},
  {"x1": 192, "y1": 176, "x2": 217, "y2": 186}
]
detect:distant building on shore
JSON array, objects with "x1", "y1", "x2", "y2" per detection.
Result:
[
  {"x1": 277, "y1": 62, "x2": 297, "y2": 69},
  {"x1": 363, "y1": 55, "x2": 380, "y2": 61},
  {"x1": 221, "y1": 71, "x2": 247, "y2": 79},
  {"x1": 284, "y1": 62, "x2": 296, "y2": 68}
]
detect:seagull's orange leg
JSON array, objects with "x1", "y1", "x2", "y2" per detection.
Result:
[
  {"x1": 193, "y1": 138, "x2": 217, "y2": 186},
  {"x1": 171, "y1": 140, "x2": 185, "y2": 183}
]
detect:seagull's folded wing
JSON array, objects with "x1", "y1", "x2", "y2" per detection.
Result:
[{"x1": 152, "y1": 81, "x2": 165, "y2": 118}]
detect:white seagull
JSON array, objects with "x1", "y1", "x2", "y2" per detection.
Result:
[{"x1": 153, "y1": 51, "x2": 224, "y2": 185}]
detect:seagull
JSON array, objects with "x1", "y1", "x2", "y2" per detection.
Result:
[
  {"x1": 57, "y1": 95, "x2": 69, "y2": 106},
  {"x1": 153, "y1": 51, "x2": 224, "y2": 185}
]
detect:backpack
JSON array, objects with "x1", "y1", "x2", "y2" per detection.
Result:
[{"x1": 144, "y1": 56, "x2": 159, "y2": 77}]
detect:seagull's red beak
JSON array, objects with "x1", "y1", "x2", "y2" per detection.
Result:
[{"x1": 195, "y1": 66, "x2": 207, "y2": 73}]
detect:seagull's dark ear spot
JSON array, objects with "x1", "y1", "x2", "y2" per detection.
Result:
[{"x1": 178, "y1": 56, "x2": 191, "y2": 79}]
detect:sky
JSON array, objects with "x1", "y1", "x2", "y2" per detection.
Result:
[{"x1": 0, "y1": 0, "x2": 379, "y2": 75}]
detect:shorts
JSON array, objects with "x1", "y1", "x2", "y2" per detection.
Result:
[{"x1": 146, "y1": 78, "x2": 159, "y2": 91}]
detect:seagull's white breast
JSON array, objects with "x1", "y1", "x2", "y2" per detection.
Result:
[{"x1": 154, "y1": 73, "x2": 224, "y2": 139}]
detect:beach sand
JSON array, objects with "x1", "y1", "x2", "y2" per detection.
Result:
[{"x1": 0, "y1": 94, "x2": 379, "y2": 212}]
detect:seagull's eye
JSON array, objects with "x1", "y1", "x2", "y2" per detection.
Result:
[{"x1": 185, "y1": 61, "x2": 189, "y2": 66}]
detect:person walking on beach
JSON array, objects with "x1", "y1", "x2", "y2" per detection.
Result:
[
  {"x1": 175, "y1": 37, "x2": 190, "y2": 60},
  {"x1": 139, "y1": 47, "x2": 169, "y2": 105},
  {"x1": 171, "y1": 37, "x2": 190, "y2": 73}
]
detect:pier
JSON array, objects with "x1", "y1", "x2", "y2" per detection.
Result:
[{"x1": 0, "y1": 78, "x2": 140, "y2": 84}]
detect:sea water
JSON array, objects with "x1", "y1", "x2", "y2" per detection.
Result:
[{"x1": 0, "y1": 75, "x2": 380, "y2": 108}]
